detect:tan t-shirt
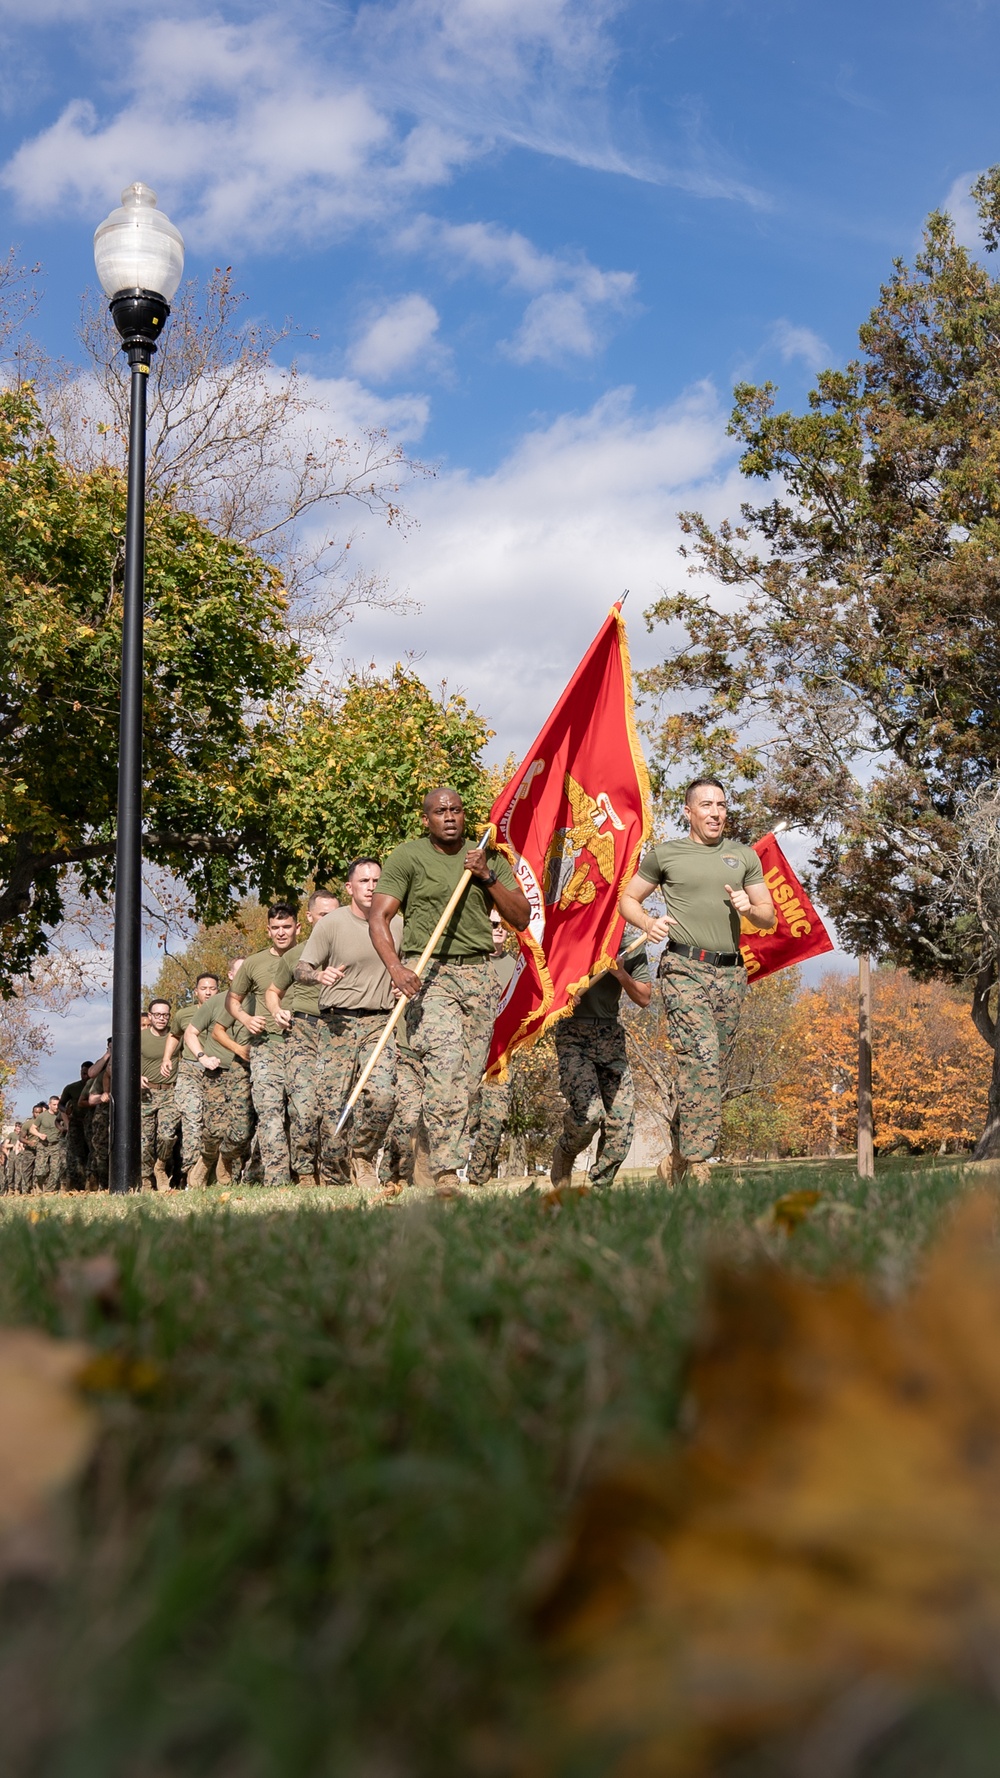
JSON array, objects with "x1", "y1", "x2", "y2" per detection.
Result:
[{"x1": 299, "y1": 908, "x2": 403, "y2": 1012}]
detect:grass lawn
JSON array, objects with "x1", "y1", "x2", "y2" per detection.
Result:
[{"x1": 0, "y1": 1160, "x2": 989, "y2": 1777}]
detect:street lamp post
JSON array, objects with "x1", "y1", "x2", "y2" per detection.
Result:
[{"x1": 94, "y1": 184, "x2": 184, "y2": 1194}]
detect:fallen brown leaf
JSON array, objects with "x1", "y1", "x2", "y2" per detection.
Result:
[
  {"x1": 539, "y1": 1184, "x2": 593, "y2": 1211},
  {"x1": 756, "y1": 1188, "x2": 823, "y2": 1235},
  {"x1": 535, "y1": 1191, "x2": 1000, "y2": 1775},
  {"x1": 0, "y1": 1327, "x2": 96, "y2": 1576}
]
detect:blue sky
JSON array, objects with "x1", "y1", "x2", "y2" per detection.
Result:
[{"x1": 0, "y1": 0, "x2": 996, "y2": 1100}]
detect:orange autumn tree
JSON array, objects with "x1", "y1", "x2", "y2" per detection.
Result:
[{"x1": 781, "y1": 968, "x2": 989, "y2": 1155}]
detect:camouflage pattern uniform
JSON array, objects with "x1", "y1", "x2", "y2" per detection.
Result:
[
  {"x1": 467, "y1": 1076, "x2": 511, "y2": 1184},
  {"x1": 201, "y1": 1064, "x2": 252, "y2": 1173},
  {"x1": 378, "y1": 1033, "x2": 423, "y2": 1186},
  {"x1": 90, "y1": 1100, "x2": 110, "y2": 1188},
  {"x1": 249, "y1": 1043, "x2": 291, "y2": 1188},
  {"x1": 659, "y1": 953, "x2": 747, "y2": 1161},
  {"x1": 13, "y1": 1128, "x2": 35, "y2": 1194},
  {"x1": 32, "y1": 1116, "x2": 64, "y2": 1192},
  {"x1": 553, "y1": 1021, "x2": 634, "y2": 1188},
  {"x1": 285, "y1": 1014, "x2": 323, "y2": 1180},
  {"x1": 402, "y1": 958, "x2": 498, "y2": 1176},
  {"x1": 140, "y1": 1086, "x2": 180, "y2": 1175},
  {"x1": 316, "y1": 1013, "x2": 396, "y2": 1186},
  {"x1": 172, "y1": 1065, "x2": 204, "y2": 1173}
]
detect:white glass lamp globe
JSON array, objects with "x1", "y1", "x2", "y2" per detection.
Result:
[{"x1": 93, "y1": 183, "x2": 184, "y2": 303}]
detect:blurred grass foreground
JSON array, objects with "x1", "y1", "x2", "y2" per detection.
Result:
[{"x1": 1, "y1": 1161, "x2": 1000, "y2": 1778}]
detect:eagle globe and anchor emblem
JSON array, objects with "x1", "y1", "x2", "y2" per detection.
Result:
[{"x1": 542, "y1": 773, "x2": 626, "y2": 908}]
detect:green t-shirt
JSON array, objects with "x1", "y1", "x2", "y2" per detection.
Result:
[
  {"x1": 170, "y1": 1003, "x2": 210, "y2": 1064},
  {"x1": 60, "y1": 1078, "x2": 88, "y2": 1121},
  {"x1": 35, "y1": 1109, "x2": 61, "y2": 1142},
  {"x1": 140, "y1": 1027, "x2": 178, "y2": 1089},
  {"x1": 232, "y1": 950, "x2": 291, "y2": 1043},
  {"x1": 573, "y1": 935, "x2": 650, "y2": 1021},
  {"x1": 190, "y1": 992, "x2": 250, "y2": 1071},
  {"x1": 18, "y1": 1118, "x2": 36, "y2": 1149},
  {"x1": 637, "y1": 836, "x2": 764, "y2": 954},
  {"x1": 377, "y1": 836, "x2": 518, "y2": 960},
  {"x1": 271, "y1": 940, "x2": 318, "y2": 1017}
]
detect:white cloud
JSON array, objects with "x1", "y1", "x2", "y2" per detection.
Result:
[
  {"x1": 769, "y1": 319, "x2": 830, "y2": 373},
  {"x1": 328, "y1": 381, "x2": 742, "y2": 758},
  {"x1": 348, "y1": 293, "x2": 444, "y2": 383},
  {"x1": 943, "y1": 169, "x2": 985, "y2": 252},
  {"x1": 401, "y1": 214, "x2": 635, "y2": 362}
]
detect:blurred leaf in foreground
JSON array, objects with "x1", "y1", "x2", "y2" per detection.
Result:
[
  {"x1": 536, "y1": 1192, "x2": 1000, "y2": 1775},
  {"x1": 0, "y1": 1327, "x2": 95, "y2": 1576}
]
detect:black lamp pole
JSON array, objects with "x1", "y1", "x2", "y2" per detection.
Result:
[{"x1": 107, "y1": 290, "x2": 170, "y2": 1194}]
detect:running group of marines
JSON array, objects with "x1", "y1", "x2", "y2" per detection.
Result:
[{"x1": 2, "y1": 780, "x2": 776, "y2": 1197}]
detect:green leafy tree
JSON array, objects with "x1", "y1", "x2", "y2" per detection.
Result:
[
  {"x1": 0, "y1": 387, "x2": 490, "y2": 992},
  {"x1": 640, "y1": 169, "x2": 1000, "y2": 1153}
]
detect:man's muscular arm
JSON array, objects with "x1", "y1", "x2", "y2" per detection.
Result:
[
  {"x1": 368, "y1": 893, "x2": 422, "y2": 1000},
  {"x1": 725, "y1": 880, "x2": 775, "y2": 931},
  {"x1": 619, "y1": 875, "x2": 674, "y2": 944},
  {"x1": 463, "y1": 848, "x2": 530, "y2": 930}
]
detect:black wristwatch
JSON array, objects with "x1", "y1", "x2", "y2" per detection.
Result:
[{"x1": 483, "y1": 869, "x2": 497, "y2": 886}]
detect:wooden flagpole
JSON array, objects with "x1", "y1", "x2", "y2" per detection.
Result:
[{"x1": 333, "y1": 829, "x2": 493, "y2": 1136}]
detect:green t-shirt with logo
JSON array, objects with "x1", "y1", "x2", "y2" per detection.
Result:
[
  {"x1": 637, "y1": 836, "x2": 764, "y2": 954},
  {"x1": 140, "y1": 1027, "x2": 178, "y2": 1090},
  {"x1": 232, "y1": 950, "x2": 291, "y2": 1043},
  {"x1": 377, "y1": 836, "x2": 518, "y2": 960},
  {"x1": 572, "y1": 935, "x2": 650, "y2": 1021}
]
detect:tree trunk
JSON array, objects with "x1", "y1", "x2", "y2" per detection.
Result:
[{"x1": 972, "y1": 961, "x2": 1000, "y2": 1159}]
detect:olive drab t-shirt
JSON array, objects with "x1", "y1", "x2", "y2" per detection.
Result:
[
  {"x1": 377, "y1": 836, "x2": 518, "y2": 960},
  {"x1": 231, "y1": 951, "x2": 292, "y2": 1044},
  {"x1": 299, "y1": 909, "x2": 404, "y2": 1012},
  {"x1": 637, "y1": 837, "x2": 765, "y2": 954},
  {"x1": 60, "y1": 1078, "x2": 88, "y2": 1122},
  {"x1": 190, "y1": 992, "x2": 250, "y2": 1071},
  {"x1": 270, "y1": 940, "x2": 319, "y2": 1017},
  {"x1": 170, "y1": 1003, "x2": 210, "y2": 1066},
  {"x1": 140, "y1": 1027, "x2": 178, "y2": 1090},
  {"x1": 35, "y1": 1109, "x2": 60, "y2": 1144},
  {"x1": 572, "y1": 935, "x2": 650, "y2": 1021}
]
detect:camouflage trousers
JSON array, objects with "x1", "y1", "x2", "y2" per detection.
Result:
[
  {"x1": 659, "y1": 954, "x2": 747, "y2": 1162},
  {"x1": 285, "y1": 1014, "x2": 323, "y2": 1178},
  {"x1": 379, "y1": 1034, "x2": 424, "y2": 1186},
  {"x1": 173, "y1": 1065, "x2": 205, "y2": 1172},
  {"x1": 32, "y1": 1139, "x2": 65, "y2": 1193},
  {"x1": 13, "y1": 1149, "x2": 35, "y2": 1194},
  {"x1": 90, "y1": 1103, "x2": 109, "y2": 1188},
  {"x1": 468, "y1": 1076, "x2": 511, "y2": 1183},
  {"x1": 65, "y1": 1118, "x2": 89, "y2": 1190},
  {"x1": 316, "y1": 1011, "x2": 396, "y2": 1186},
  {"x1": 402, "y1": 957, "x2": 498, "y2": 1176},
  {"x1": 249, "y1": 1041, "x2": 292, "y2": 1188},
  {"x1": 554, "y1": 1019, "x2": 634, "y2": 1189},
  {"x1": 201, "y1": 1064, "x2": 252, "y2": 1169},
  {"x1": 141, "y1": 1087, "x2": 180, "y2": 1175}
]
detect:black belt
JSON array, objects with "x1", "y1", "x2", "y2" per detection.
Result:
[
  {"x1": 667, "y1": 941, "x2": 742, "y2": 968},
  {"x1": 320, "y1": 1006, "x2": 387, "y2": 1019},
  {"x1": 405, "y1": 953, "x2": 490, "y2": 967},
  {"x1": 292, "y1": 1011, "x2": 323, "y2": 1023}
]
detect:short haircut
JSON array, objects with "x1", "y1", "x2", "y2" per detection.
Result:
[
  {"x1": 307, "y1": 888, "x2": 337, "y2": 910},
  {"x1": 423, "y1": 785, "x2": 463, "y2": 813},
  {"x1": 346, "y1": 856, "x2": 380, "y2": 880},
  {"x1": 267, "y1": 901, "x2": 298, "y2": 922},
  {"x1": 195, "y1": 971, "x2": 219, "y2": 988},
  {"x1": 684, "y1": 776, "x2": 726, "y2": 804},
  {"x1": 148, "y1": 997, "x2": 170, "y2": 1013},
  {"x1": 33, "y1": 1102, "x2": 45, "y2": 1112},
  {"x1": 81, "y1": 1061, "x2": 93, "y2": 1072}
]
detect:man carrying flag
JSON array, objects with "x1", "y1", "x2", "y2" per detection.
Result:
[
  {"x1": 368, "y1": 788, "x2": 530, "y2": 1194},
  {"x1": 619, "y1": 777, "x2": 775, "y2": 1184}
]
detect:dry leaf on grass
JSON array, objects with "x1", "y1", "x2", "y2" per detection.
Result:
[
  {"x1": 535, "y1": 1191, "x2": 1000, "y2": 1776},
  {"x1": 0, "y1": 1327, "x2": 96, "y2": 1576},
  {"x1": 758, "y1": 1187, "x2": 823, "y2": 1233}
]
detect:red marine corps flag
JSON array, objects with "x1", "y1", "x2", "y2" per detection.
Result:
[
  {"x1": 740, "y1": 832, "x2": 834, "y2": 981},
  {"x1": 486, "y1": 603, "x2": 651, "y2": 1078}
]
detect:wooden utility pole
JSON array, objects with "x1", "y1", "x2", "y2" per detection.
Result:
[{"x1": 857, "y1": 953, "x2": 874, "y2": 1179}]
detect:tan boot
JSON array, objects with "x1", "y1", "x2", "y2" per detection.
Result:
[
  {"x1": 186, "y1": 1156, "x2": 209, "y2": 1190},
  {"x1": 411, "y1": 1131, "x2": 436, "y2": 1191},
  {"x1": 140, "y1": 1175, "x2": 155, "y2": 1193},
  {"x1": 153, "y1": 1159, "x2": 172, "y2": 1192},
  {"x1": 550, "y1": 1143, "x2": 574, "y2": 1187},
  {"x1": 215, "y1": 1154, "x2": 233, "y2": 1188},
  {"x1": 433, "y1": 1170, "x2": 464, "y2": 1199},
  {"x1": 350, "y1": 1156, "x2": 380, "y2": 1192}
]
